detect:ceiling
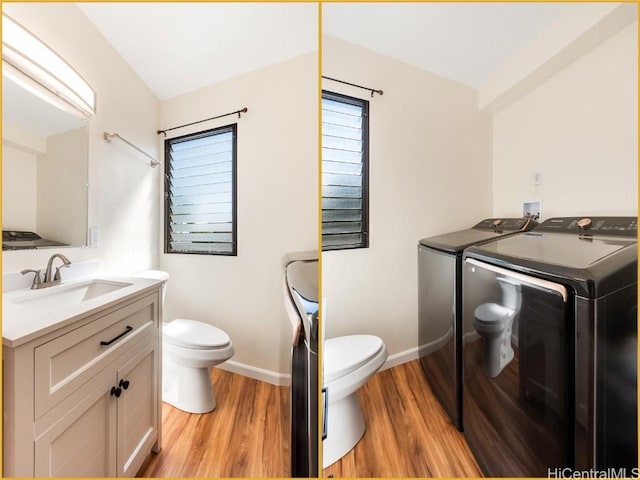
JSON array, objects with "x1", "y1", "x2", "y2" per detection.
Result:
[
  {"x1": 77, "y1": 2, "x2": 318, "y2": 100},
  {"x1": 77, "y1": 2, "x2": 592, "y2": 100},
  {"x1": 322, "y1": 2, "x2": 582, "y2": 89}
]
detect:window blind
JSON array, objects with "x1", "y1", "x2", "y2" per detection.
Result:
[
  {"x1": 322, "y1": 91, "x2": 369, "y2": 250},
  {"x1": 165, "y1": 124, "x2": 237, "y2": 255}
]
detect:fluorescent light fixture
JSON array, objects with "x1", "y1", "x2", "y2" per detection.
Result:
[{"x1": 2, "y1": 13, "x2": 96, "y2": 118}]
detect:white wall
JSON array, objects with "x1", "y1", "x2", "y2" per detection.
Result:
[
  {"x1": 159, "y1": 53, "x2": 318, "y2": 382},
  {"x1": 322, "y1": 35, "x2": 493, "y2": 362},
  {"x1": 2, "y1": 3, "x2": 161, "y2": 275},
  {"x1": 492, "y1": 22, "x2": 637, "y2": 218}
]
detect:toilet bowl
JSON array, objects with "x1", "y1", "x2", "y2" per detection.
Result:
[
  {"x1": 137, "y1": 270, "x2": 234, "y2": 414},
  {"x1": 323, "y1": 334, "x2": 388, "y2": 468},
  {"x1": 163, "y1": 319, "x2": 234, "y2": 413},
  {"x1": 473, "y1": 276, "x2": 521, "y2": 377}
]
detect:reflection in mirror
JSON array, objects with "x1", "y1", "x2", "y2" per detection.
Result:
[{"x1": 2, "y1": 74, "x2": 89, "y2": 250}]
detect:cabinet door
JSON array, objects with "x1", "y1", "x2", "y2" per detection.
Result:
[
  {"x1": 116, "y1": 340, "x2": 159, "y2": 477},
  {"x1": 34, "y1": 369, "x2": 117, "y2": 477}
]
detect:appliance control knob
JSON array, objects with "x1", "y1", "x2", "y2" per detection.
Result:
[{"x1": 577, "y1": 218, "x2": 592, "y2": 230}]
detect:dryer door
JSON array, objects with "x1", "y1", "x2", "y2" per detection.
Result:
[{"x1": 462, "y1": 258, "x2": 569, "y2": 477}]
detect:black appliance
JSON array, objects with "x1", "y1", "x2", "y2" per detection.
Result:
[
  {"x1": 2, "y1": 230, "x2": 67, "y2": 250},
  {"x1": 462, "y1": 216, "x2": 637, "y2": 476},
  {"x1": 282, "y1": 252, "x2": 319, "y2": 477},
  {"x1": 418, "y1": 217, "x2": 537, "y2": 431}
]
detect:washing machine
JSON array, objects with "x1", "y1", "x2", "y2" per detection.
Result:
[
  {"x1": 282, "y1": 252, "x2": 319, "y2": 477},
  {"x1": 461, "y1": 216, "x2": 637, "y2": 476},
  {"x1": 417, "y1": 217, "x2": 537, "y2": 431}
]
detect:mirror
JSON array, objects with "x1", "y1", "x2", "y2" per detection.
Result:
[{"x1": 2, "y1": 73, "x2": 89, "y2": 249}]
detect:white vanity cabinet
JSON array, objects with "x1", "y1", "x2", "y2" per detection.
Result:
[{"x1": 3, "y1": 286, "x2": 162, "y2": 477}]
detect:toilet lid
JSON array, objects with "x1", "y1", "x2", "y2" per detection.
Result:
[
  {"x1": 474, "y1": 303, "x2": 511, "y2": 324},
  {"x1": 324, "y1": 335, "x2": 383, "y2": 383},
  {"x1": 164, "y1": 319, "x2": 231, "y2": 349}
]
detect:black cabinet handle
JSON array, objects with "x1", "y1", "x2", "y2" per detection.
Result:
[
  {"x1": 110, "y1": 386, "x2": 122, "y2": 398},
  {"x1": 119, "y1": 379, "x2": 130, "y2": 390},
  {"x1": 100, "y1": 326, "x2": 133, "y2": 346}
]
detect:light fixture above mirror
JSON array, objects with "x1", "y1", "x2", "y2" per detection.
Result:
[{"x1": 2, "y1": 13, "x2": 96, "y2": 118}]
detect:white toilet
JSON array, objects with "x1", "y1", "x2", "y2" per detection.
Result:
[
  {"x1": 473, "y1": 276, "x2": 521, "y2": 378},
  {"x1": 323, "y1": 333, "x2": 388, "y2": 468},
  {"x1": 138, "y1": 270, "x2": 234, "y2": 414}
]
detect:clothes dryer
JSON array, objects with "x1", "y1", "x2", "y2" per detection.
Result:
[
  {"x1": 418, "y1": 217, "x2": 537, "y2": 430},
  {"x1": 462, "y1": 216, "x2": 637, "y2": 476}
]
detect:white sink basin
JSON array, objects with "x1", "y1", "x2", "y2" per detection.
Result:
[
  {"x1": 3, "y1": 274, "x2": 162, "y2": 348},
  {"x1": 9, "y1": 279, "x2": 132, "y2": 309}
]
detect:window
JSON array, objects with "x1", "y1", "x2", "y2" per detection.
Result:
[
  {"x1": 321, "y1": 91, "x2": 369, "y2": 250},
  {"x1": 164, "y1": 124, "x2": 237, "y2": 255}
]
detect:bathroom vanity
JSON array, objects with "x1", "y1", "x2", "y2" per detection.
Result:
[{"x1": 2, "y1": 276, "x2": 163, "y2": 477}]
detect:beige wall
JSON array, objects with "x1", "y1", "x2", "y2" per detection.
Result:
[
  {"x1": 37, "y1": 127, "x2": 89, "y2": 246},
  {"x1": 322, "y1": 35, "x2": 493, "y2": 363},
  {"x1": 2, "y1": 3, "x2": 161, "y2": 274},
  {"x1": 2, "y1": 143, "x2": 38, "y2": 232},
  {"x1": 492, "y1": 22, "x2": 637, "y2": 218},
  {"x1": 3, "y1": 124, "x2": 88, "y2": 247},
  {"x1": 159, "y1": 53, "x2": 319, "y2": 381}
]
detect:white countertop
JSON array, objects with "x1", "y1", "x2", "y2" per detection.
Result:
[{"x1": 3, "y1": 275, "x2": 162, "y2": 348}]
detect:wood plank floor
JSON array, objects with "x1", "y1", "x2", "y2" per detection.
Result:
[
  {"x1": 323, "y1": 359, "x2": 483, "y2": 478},
  {"x1": 137, "y1": 367, "x2": 289, "y2": 478},
  {"x1": 138, "y1": 360, "x2": 481, "y2": 477}
]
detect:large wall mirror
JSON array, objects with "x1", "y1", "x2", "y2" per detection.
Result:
[
  {"x1": 2, "y1": 75, "x2": 89, "y2": 250},
  {"x1": 2, "y1": 12, "x2": 94, "y2": 251}
]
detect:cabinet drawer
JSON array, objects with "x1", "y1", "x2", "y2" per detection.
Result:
[{"x1": 34, "y1": 292, "x2": 159, "y2": 419}]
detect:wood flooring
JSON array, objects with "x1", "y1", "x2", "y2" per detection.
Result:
[
  {"x1": 137, "y1": 367, "x2": 290, "y2": 478},
  {"x1": 323, "y1": 359, "x2": 483, "y2": 478},
  {"x1": 138, "y1": 360, "x2": 482, "y2": 478}
]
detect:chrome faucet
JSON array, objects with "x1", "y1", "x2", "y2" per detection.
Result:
[
  {"x1": 21, "y1": 253, "x2": 72, "y2": 290},
  {"x1": 20, "y1": 268, "x2": 43, "y2": 289},
  {"x1": 44, "y1": 253, "x2": 71, "y2": 283}
]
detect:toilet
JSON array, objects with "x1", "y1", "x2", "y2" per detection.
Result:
[
  {"x1": 323, "y1": 334, "x2": 388, "y2": 468},
  {"x1": 473, "y1": 276, "x2": 521, "y2": 378},
  {"x1": 280, "y1": 255, "x2": 387, "y2": 469},
  {"x1": 137, "y1": 270, "x2": 234, "y2": 414}
]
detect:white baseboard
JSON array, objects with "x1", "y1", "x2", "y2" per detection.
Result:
[
  {"x1": 380, "y1": 346, "x2": 420, "y2": 372},
  {"x1": 215, "y1": 346, "x2": 420, "y2": 386},
  {"x1": 215, "y1": 360, "x2": 290, "y2": 386}
]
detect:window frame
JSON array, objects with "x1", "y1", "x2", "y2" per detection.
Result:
[
  {"x1": 321, "y1": 90, "x2": 370, "y2": 251},
  {"x1": 164, "y1": 123, "x2": 238, "y2": 256}
]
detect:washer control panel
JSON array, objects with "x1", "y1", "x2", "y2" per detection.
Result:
[{"x1": 538, "y1": 217, "x2": 638, "y2": 236}]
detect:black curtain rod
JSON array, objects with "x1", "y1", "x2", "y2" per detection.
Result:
[
  {"x1": 157, "y1": 107, "x2": 248, "y2": 136},
  {"x1": 322, "y1": 76, "x2": 383, "y2": 97}
]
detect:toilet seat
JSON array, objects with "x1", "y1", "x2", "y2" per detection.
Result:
[
  {"x1": 324, "y1": 334, "x2": 387, "y2": 405},
  {"x1": 164, "y1": 319, "x2": 231, "y2": 350},
  {"x1": 324, "y1": 335, "x2": 384, "y2": 382},
  {"x1": 474, "y1": 303, "x2": 512, "y2": 327}
]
